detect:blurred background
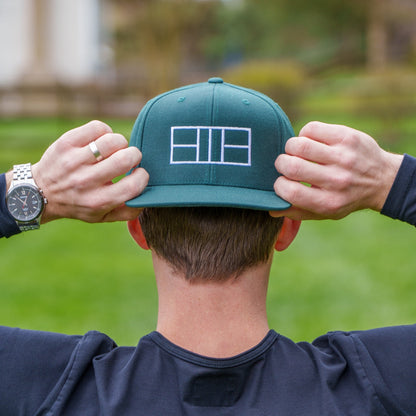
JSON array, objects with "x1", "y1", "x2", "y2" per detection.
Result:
[{"x1": 1, "y1": 0, "x2": 416, "y2": 346}]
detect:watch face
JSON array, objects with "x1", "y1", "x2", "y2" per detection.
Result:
[{"x1": 6, "y1": 184, "x2": 44, "y2": 222}]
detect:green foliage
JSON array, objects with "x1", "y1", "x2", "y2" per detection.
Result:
[
  {"x1": 222, "y1": 60, "x2": 307, "y2": 119},
  {"x1": 109, "y1": 0, "x2": 416, "y2": 97},
  {"x1": 110, "y1": 0, "x2": 370, "y2": 92},
  {"x1": 295, "y1": 69, "x2": 416, "y2": 151},
  {"x1": 111, "y1": 0, "x2": 222, "y2": 95},
  {"x1": 204, "y1": 0, "x2": 367, "y2": 68},
  {"x1": 346, "y1": 68, "x2": 416, "y2": 143}
]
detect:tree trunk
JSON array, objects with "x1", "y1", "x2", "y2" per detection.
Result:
[{"x1": 367, "y1": 0, "x2": 388, "y2": 70}]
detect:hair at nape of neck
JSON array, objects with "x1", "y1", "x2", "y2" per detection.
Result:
[{"x1": 139, "y1": 207, "x2": 284, "y2": 282}]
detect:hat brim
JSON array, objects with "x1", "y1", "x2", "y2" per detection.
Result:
[{"x1": 126, "y1": 185, "x2": 290, "y2": 211}]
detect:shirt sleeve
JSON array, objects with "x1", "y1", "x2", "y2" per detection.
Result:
[
  {"x1": 351, "y1": 325, "x2": 416, "y2": 415},
  {"x1": 0, "y1": 173, "x2": 21, "y2": 238},
  {"x1": 0, "y1": 326, "x2": 82, "y2": 415},
  {"x1": 0, "y1": 326, "x2": 116, "y2": 415},
  {"x1": 381, "y1": 154, "x2": 416, "y2": 226}
]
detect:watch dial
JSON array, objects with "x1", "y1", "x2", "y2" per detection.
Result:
[{"x1": 7, "y1": 184, "x2": 44, "y2": 222}]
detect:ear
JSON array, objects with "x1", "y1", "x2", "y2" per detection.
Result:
[
  {"x1": 127, "y1": 218, "x2": 150, "y2": 250},
  {"x1": 274, "y1": 217, "x2": 301, "y2": 252}
]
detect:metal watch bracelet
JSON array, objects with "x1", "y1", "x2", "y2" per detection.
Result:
[{"x1": 9, "y1": 163, "x2": 47, "y2": 231}]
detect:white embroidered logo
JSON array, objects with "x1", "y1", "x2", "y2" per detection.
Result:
[{"x1": 170, "y1": 126, "x2": 251, "y2": 166}]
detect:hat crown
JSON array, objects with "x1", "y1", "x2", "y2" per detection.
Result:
[{"x1": 127, "y1": 79, "x2": 294, "y2": 210}]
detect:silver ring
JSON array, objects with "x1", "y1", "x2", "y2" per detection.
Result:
[{"x1": 89, "y1": 141, "x2": 103, "y2": 162}]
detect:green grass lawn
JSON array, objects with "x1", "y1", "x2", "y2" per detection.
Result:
[{"x1": 1, "y1": 97, "x2": 416, "y2": 346}]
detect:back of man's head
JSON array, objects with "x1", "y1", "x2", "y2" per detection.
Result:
[
  {"x1": 139, "y1": 207, "x2": 283, "y2": 282},
  {"x1": 126, "y1": 78, "x2": 295, "y2": 281}
]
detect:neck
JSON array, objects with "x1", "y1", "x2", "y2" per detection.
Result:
[{"x1": 152, "y1": 252, "x2": 271, "y2": 358}]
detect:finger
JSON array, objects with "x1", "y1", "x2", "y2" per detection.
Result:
[
  {"x1": 85, "y1": 133, "x2": 129, "y2": 164},
  {"x1": 102, "y1": 206, "x2": 143, "y2": 222},
  {"x1": 285, "y1": 136, "x2": 334, "y2": 165},
  {"x1": 276, "y1": 154, "x2": 330, "y2": 186},
  {"x1": 111, "y1": 167, "x2": 149, "y2": 202},
  {"x1": 269, "y1": 207, "x2": 319, "y2": 221},
  {"x1": 269, "y1": 207, "x2": 298, "y2": 218},
  {"x1": 96, "y1": 167, "x2": 149, "y2": 209},
  {"x1": 274, "y1": 176, "x2": 326, "y2": 213},
  {"x1": 299, "y1": 121, "x2": 350, "y2": 145},
  {"x1": 63, "y1": 120, "x2": 113, "y2": 147},
  {"x1": 92, "y1": 147, "x2": 143, "y2": 184}
]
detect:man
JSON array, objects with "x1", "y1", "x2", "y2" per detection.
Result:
[{"x1": 1, "y1": 79, "x2": 415, "y2": 415}]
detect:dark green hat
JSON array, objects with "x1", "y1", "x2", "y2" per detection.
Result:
[{"x1": 126, "y1": 78, "x2": 293, "y2": 211}]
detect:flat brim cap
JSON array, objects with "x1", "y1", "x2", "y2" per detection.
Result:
[{"x1": 126, "y1": 78, "x2": 294, "y2": 211}]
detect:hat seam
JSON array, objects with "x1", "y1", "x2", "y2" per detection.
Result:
[
  {"x1": 144, "y1": 182, "x2": 271, "y2": 192},
  {"x1": 224, "y1": 83, "x2": 292, "y2": 154},
  {"x1": 139, "y1": 83, "x2": 209, "y2": 158},
  {"x1": 209, "y1": 83, "x2": 217, "y2": 185}
]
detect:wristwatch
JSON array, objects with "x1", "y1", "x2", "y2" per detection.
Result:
[{"x1": 6, "y1": 163, "x2": 47, "y2": 231}]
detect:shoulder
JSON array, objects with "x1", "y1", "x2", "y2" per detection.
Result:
[
  {"x1": 0, "y1": 326, "x2": 117, "y2": 415},
  {"x1": 310, "y1": 325, "x2": 416, "y2": 371},
  {"x1": 313, "y1": 325, "x2": 416, "y2": 414}
]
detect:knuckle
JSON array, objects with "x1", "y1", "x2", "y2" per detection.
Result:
[
  {"x1": 138, "y1": 167, "x2": 149, "y2": 183},
  {"x1": 306, "y1": 120, "x2": 319, "y2": 129},
  {"x1": 88, "y1": 194, "x2": 112, "y2": 213},
  {"x1": 112, "y1": 149, "x2": 129, "y2": 167},
  {"x1": 72, "y1": 174, "x2": 91, "y2": 192},
  {"x1": 273, "y1": 175, "x2": 285, "y2": 194},
  {"x1": 275, "y1": 151, "x2": 286, "y2": 164},
  {"x1": 342, "y1": 130, "x2": 360, "y2": 149},
  {"x1": 284, "y1": 136, "x2": 295, "y2": 150},
  {"x1": 323, "y1": 191, "x2": 352, "y2": 219},
  {"x1": 333, "y1": 144, "x2": 356, "y2": 170},
  {"x1": 54, "y1": 137, "x2": 75, "y2": 158},
  {"x1": 126, "y1": 168, "x2": 149, "y2": 195},
  {"x1": 88, "y1": 120, "x2": 112, "y2": 138},
  {"x1": 108, "y1": 148, "x2": 140, "y2": 174},
  {"x1": 325, "y1": 197, "x2": 344, "y2": 216},
  {"x1": 126, "y1": 178, "x2": 143, "y2": 197},
  {"x1": 332, "y1": 171, "x2": 353, "y2": 190},
  {"x1": 131, "y1": 146, "x2": 142, "y2": 163},
  {"x1": 123, "y1": 147, "x2": 142, "y2": 167},
  {"x1": 342, "y1": 152, "x2": 356, "y2": 170},
  {"x1": 285, "y1": 137, "x2": 298, "y2": 154},
  {"x1": 288, "y1": 185, "x2": 304, "y2": 205},
  {"x1": 89, "y1": 119, "x2": 107, "y2": 133},
  {"x1": 301, "y1": 121, "x2": 320, "y2": 135},
  {"x1": 57, "y1": 149, "x2": 84, "y2": 173},
  {"x1": 293, "y1": 137, "x2": 311, "y2": 156},
  {"x1": 284, "y1": 158, "x2": 302, "y2": 179},
  {"x1": 111, "y1": 133, "x2": 128, "y2": 149},
  {"x1": 326, "y1": 198, "x2": 340, "y2": 213},
  {"x1": 61, "y1": 156, "x2": 76, "y2": 173},
  {"x1": 275, "y1": 154, "x2": 285, "y2": 171},
  {"x1": 281, "y1": 180, "x2": 302, "y2": 203}
]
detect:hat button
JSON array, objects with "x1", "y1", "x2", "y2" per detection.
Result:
[{"x1": 208, "y1": 77, "x2": 223, "y2": 84}]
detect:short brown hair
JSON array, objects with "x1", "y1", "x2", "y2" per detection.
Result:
[{"x1": 139, "y1": 207, "x2": 283, "y2": 282}]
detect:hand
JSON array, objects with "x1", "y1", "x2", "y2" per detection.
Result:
[
  {"x1": 270, "y1": 121, "x2": 403, "y2": 220},
  {"x1": 29, "y1": 120, "x2": 148, "y2": 223}
]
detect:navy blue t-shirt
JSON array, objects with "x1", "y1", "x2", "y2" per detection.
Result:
[{"x1": 0, "y1": 325, "x2": 415, "y2": 415}]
